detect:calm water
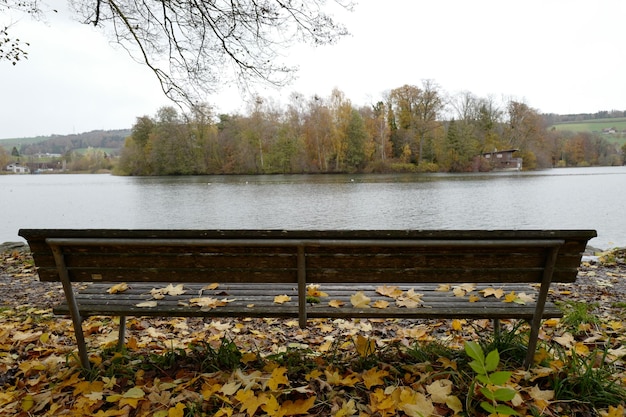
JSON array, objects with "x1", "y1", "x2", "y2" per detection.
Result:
[{"x1": 1, "y1": 167, "x2": 625, "y2": 249}]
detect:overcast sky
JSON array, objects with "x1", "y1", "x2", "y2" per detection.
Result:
[{"x1": 1, "y1": 0, "x2": 625, "y2": 139}]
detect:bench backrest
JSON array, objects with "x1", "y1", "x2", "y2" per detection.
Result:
[{"x1": 19, "y1": 229, "x2": 596, "y2": 285}]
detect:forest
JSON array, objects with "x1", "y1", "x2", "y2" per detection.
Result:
[
  {"x1": 2, "y1": 84, "x2": 625, "y2": 175},
  {"x1": 115, "y1": 83, "x2": 625, "y2": 176}
]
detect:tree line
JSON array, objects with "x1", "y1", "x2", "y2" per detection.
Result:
[{"x1": 115, "y1": 82, "x2": 625, "y2": 176}]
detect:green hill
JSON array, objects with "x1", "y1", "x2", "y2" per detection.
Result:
[
  {"x1": 0, "y1": 129, "x2": 131, "y2": 155},
  {"x1": 550, "y1": 117, "x2": 626, "y2": 134}
]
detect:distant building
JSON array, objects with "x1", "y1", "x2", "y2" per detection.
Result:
[
  {"x1": 5, "y1": 163, "x2": 30, "y2": 174},
  {"x1": 481, "y1": 149, "x2": 522, "y2": 171}
]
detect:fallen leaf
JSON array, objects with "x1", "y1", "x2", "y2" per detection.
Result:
[
  {"x1": 350, "y1": 291, "x2": 371, "y2": 308},
  {"x1": 329, "y1": 300, "x2": 345, "y2": 308},
  {"x1": 136, "y1": 301, "x2": 158, "y2": 308},
  {"x1": 274, "y1": 294, "x2": 291, "y2": 304},
  {"x1": 203, "y1": 283, "x2": 219, "y2": 290},
  {"x1": 372, "y1": 300, "x2": 389, "y2": 309},
  {"x1": 504, "y1": 291, "x2": 517, "y2": 303},
  {"x1": 426, "y1": 379, "x2": 453, "y2": 403},
  {"x1": 190, "y1": 297, "x2": 234, "y2": 309},
  {"x1": 355, "y1": 335, "x2": 376, "y2": 357},
  {"x1": 107, "y1": 283, "x2": 129, "y2": 294},
  {"x1": 279, "y1": 396, "x2": 316, "y2": 416},
  {"x1": 362, "y1": 367, "x2": 389, "y2": 389},
  {"x1": 481, "y1": 287, "x2": 504, "y2": 299},
  {"x1": 376, "y1": 285, "x2": 403, "y2": 298},
  {"x1": 307, "y1": 284, "x2": 328, "y2": 297}
]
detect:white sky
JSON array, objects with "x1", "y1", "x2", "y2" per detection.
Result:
[{"x1": 1, "y1": 0, "x2": 625, "y2": 139}]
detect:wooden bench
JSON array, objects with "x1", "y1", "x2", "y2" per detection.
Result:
[{"x1": 19, "y1": 228, "x2": 596, "y2": 369}]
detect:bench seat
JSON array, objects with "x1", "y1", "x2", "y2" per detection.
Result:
[{"x1": 56, "y1": 282, "x2": 562, "y2": 320}]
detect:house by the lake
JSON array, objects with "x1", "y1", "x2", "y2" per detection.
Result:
[
  {"x1": 5, "y1": 163, "x2": 30, "y2": 174},
  {"x1": 481, "y1": 149, "x2": 522, "y2": 171}
]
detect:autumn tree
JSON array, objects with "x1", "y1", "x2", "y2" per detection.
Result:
[
  {"x1": 2, "y1": 0, "x2": 352, "y2": 104},
  {"x1": 344, "y1": 108, "x2": 367, "y2": 171},
  {"x1": 413, "y1": 80, "x2": 444, "y2": 164},
  {"x1": 388, "y1": 85, "x2": 420, "y2": 161},
  {"x1": 303, "y1": 95, "x2": 333, "y2": 172},
  {"x1": 0, "y1": 146, "x2": 9, "y2": 168},
  {"x1": 371, "y1": 101, "x2": 391, "y2": 164},
  {"x1": 505, "y1": 101, "x2": 547, "y2": 169}
]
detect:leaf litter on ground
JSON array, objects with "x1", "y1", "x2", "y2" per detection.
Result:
[{"x1": 1, "y1": 246, "x2": 626, "y2": 416}]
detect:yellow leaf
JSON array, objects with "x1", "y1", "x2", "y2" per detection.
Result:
[
  {"x1": 451, "y1": 319, "x2": 464, "y2": 331},
  {"x1": 235, "y1": 389, "x2": 264, "y2": 417},
  {"x1": 350, "y1": 291, "x2": 371, "y2": 308},
  {"x1": 274, "y1": 294, "x2": 291, "y2": 304},
  {"x1": 21, "y1": 394, "x2": 34, "y2": 412},
  {"x1": 124, "y1": 387, "x2": 145, "y2": 399},
  {"x1": 452, "y1": 287, "x2": 467, "y2": 297},
  {"x1": 426, "y1": 379, "x2": 452, "y2": 403},
  {"x1": 554, "y1": 332, "x2": 574, "y2": 348},
  {"x1": 306, "y1": 284, "x2": 328, "y2": 297},
  {"x1": 396, "y1": 297, "x2": 420, "y2": 308},
  {"x1": 605, "y1": 405, "x2": 626, "y2": 417},
  {"x1": 396, "y1": 289, "x2": 423, "y2": 308},
  {"x1": 334, "y1": 399, "x2": 357, "y2": 417},
  {"x1": 329, "y1": 299, "x2": 345, "y2": 308},
  {"x1": 372, "y1": 300, "x2": 389, "y2": 309},
  {"x1": 516, "y1": 292, "x2": 535, "y2": 304},
  {"x1": 163, "y1": 283, "x2": 186, "y2": 295},
  {"x1": 453, "y1": 283, "x2": 476, "y2": 296},
  {"x1": 574, "y1": 342, "x2": 590, "y2": 356},
  {"x1": 481, "y1": 287, "x2": 504, "y2": 298},
  {"x1": 107, "y1": 282, "x2": 128, "y2": 294},
  {"x1": 150, "y1": 288, "x2": 166, "y2": 299},
  {"x1": 544, "y1": 318, "x2": 560, "y2": 327},
  {"x1": 278, "y1": 396, "x2": 316, "y2": 416},
  {"x1": 203, "y1": 283, "x2": 219, "y2": 290},
  {"x1": 85, "y1": 391, "x2": 104, "y2": 401},
  {"x1": 376, "y1": 285, "x2": 403, "y2": 298},
  {"x1": 435, "y1": 283, "x2": 450, "y2": 292},
  {"x1": 261, "y1": 393, "x2": 280, "y2": 416},
  {"x1": 220, "y1": 381, "x2": 242, "y2": 396},
  {"x1": 355, "y1": 335, "x2": 375, "y2": 357},
  {"x1": 398, "y1": 387, "x2": 435, "y2": 417},
  {"x1": 190, "y1": 297, "x2": 233, "y2": 309},
  {"x1": 437, "y1": 356, "x2": 458, "y2": 370},
  {"x1": 362, "y1": 367, "x2": 389, "y2": 389},
  {"x1": 446, "y1": 395, "x2": 464, "y2": 414},
  {"x1": 529, "y1": 384, "x2": 554, "y2": 401},
  {"x1": 469, "y1": 294, "x2": 480, "y2": 302},
  {"x1": 168, "y1": 403, "x2": 186, "y2": 417},
  {"x1": 136, "y1": 301, "x2": 158, "y2": 308},
  {"x1": 266, "y1": 366, "x2": 289, "y2": 391},
  {"x1": 504, "y1": 291, "x2": 517, "y2": 303},
  {"x1": 369, "y1": 388, "x2": 396, "y2": 413}
]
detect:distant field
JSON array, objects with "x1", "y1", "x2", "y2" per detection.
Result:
[
  {"x1": 551, "y1": 117, "x2": 626, "y2": 133},
  {"x1": 0, "y1": 136, "x2": 51, "y2": 151}
]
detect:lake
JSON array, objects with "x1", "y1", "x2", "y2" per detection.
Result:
[{"x1": 1, "y1": 166, "x2": 625, "y2": 250}]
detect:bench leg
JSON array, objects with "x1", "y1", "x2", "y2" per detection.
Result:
[
  {"x1": 118, "y1": 316, "x2": 127, "y2": 350},
  {"x1": 72, "y1": 318, "x2": 90, "y2": 370},
  {"x1": 49, "y1": 244, "x2": 91, "y2": 370},
  {"x1": 525, "y1": 322, "x2": 541, "y2": 369},
  {"x1": 493, "y1": 319, "x2": 501, "y2": 338}
]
